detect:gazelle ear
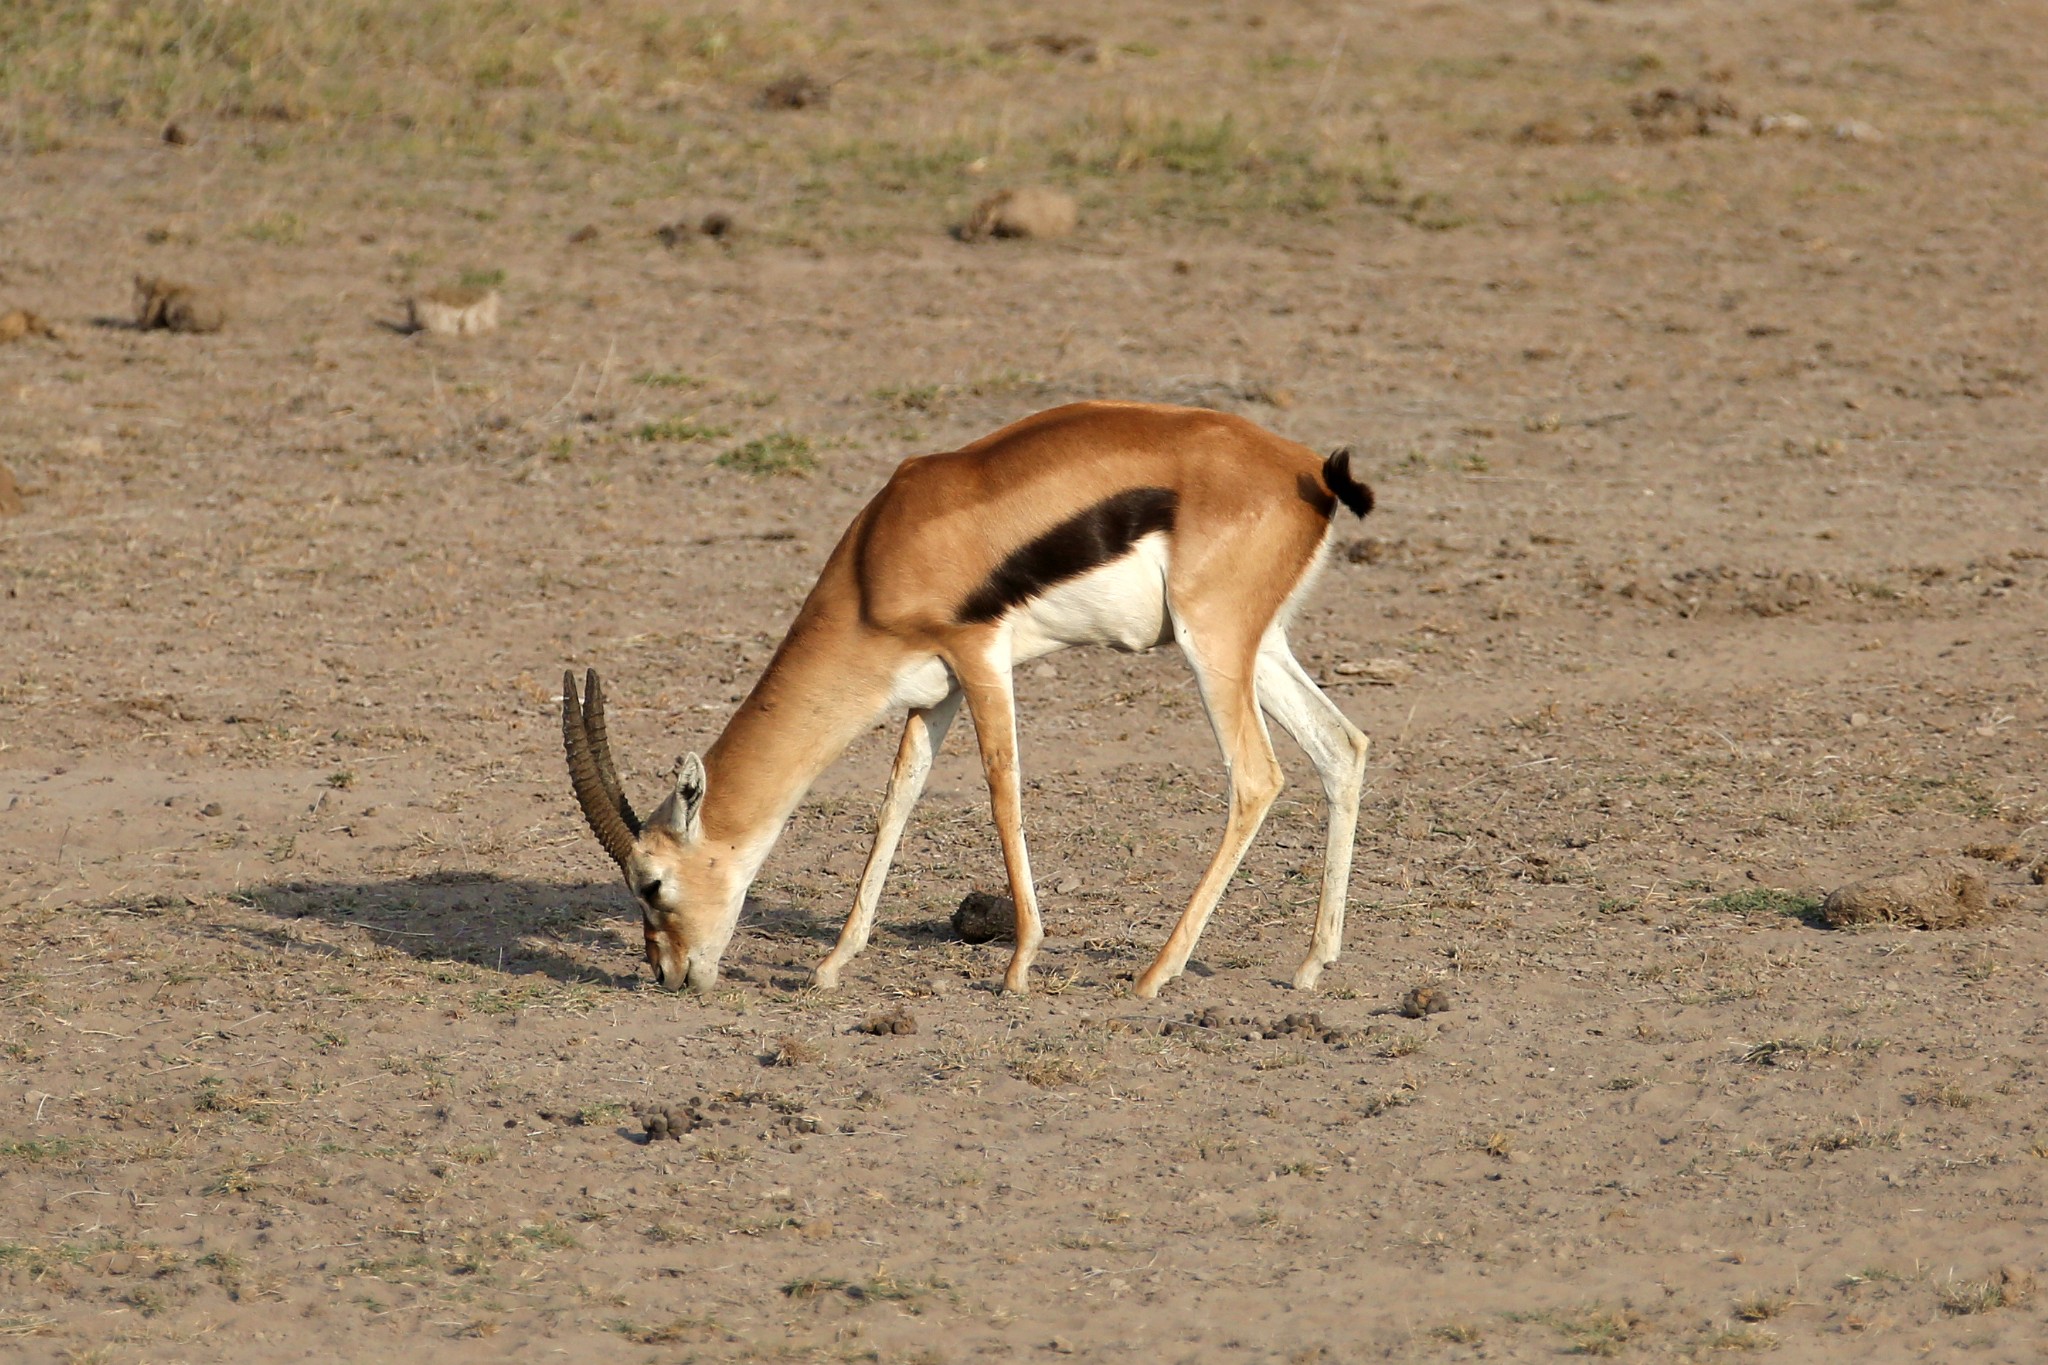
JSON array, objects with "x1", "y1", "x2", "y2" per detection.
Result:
[{"x1": 665, "y1": 753, "x2": 707, "y2": 839}]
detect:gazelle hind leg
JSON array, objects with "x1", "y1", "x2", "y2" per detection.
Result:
[
  {"x1": 949, "y1": 654, "x2": 1044, "y2": 994},
  {"x1": 1133, "y1": 623, "x2": 1285, "y2": 1000},
  {"x1": 813, "y1": 689, "x2": 963, "y2": 990},
  {"x1": 1253, "y1": 638, "x2": 1370, "y2": 990}
]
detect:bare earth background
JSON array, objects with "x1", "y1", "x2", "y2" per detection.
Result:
[{"x1": 3, "y1": 1, "x2": 2047, "y2": 1361}]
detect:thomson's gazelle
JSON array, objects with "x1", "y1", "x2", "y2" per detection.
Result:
[{"x1": 564, "y1": 400, "x2": 1375, "y2": 998}]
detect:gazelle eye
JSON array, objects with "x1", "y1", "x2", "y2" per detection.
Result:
[{"x1": 640, "y1": 880, "x2": 663, "y2": 901}]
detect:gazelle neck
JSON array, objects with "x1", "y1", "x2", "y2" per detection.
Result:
[{"x1": 697, "y1": 592, "x2": 905, "y2": 858}]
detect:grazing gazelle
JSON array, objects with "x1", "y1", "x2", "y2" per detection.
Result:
[{"x1": 563, "y1": 400, "x2": 1374, "y2": 999}]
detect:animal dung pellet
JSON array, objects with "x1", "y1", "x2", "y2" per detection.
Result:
[
  {"x1": 0, "y1": 463, "x2": 24, "y2": 517},
  {"x1": 0, "y1": 309, "x2": 57, "y2": 345},
  {"x1": 856, "y1": 1006, "x2": 918, "y2": 1036},
  {"x1": 656, "y1": 213, "x2": 736, "y2": 249},
  {"x1": 952, "y1": 889, "x2": 1016, "y2": 944},
  {"x1": 959, "y1": 186, "x2": 1078, "y2": 242},
  {"x1": 1398, "y1": 985, "x2": 1452, "y2": 1018},
  {"x1": 1264, "y1": 1012, "x2": 1355, "y2": 1045},
  {"x1": 760, "y1": 71, "x2": 829, "y2": 109},
  {"x1": 133, "y1": 275, "x2": 226, "y2": 333},
  {"x1": 1820, "y1": 862, "x2": 1995, "y2": 930},
  {"x1": 407, "y1": 286, "x2": 499, "y2": 337},
  {"x1": 636, "y1": 1099, "x2": 707, "y2": 1141}
]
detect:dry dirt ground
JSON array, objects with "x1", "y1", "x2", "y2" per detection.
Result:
[{"x1": 3, "y1": 2, "x2": 2047, "y2": 1361}]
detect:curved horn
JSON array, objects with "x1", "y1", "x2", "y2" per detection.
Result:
[
  {"x1": 563, "y1": 670, "x2": 639, "y2": 870},
  {"x1": 581, "y1": 669, "x2": 640, "y2": 835}
]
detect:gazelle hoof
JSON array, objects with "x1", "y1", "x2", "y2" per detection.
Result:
[
  {"x1": 1291, "y1": 959, "x2": 1325, "y2": 991},
  {"x1": 810, "y1": 964, "x2": 843, "y2": 991}
]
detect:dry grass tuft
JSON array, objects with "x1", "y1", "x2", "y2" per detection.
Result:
[{"x1": 767, "y1": 1036, "x2": 824, "y2": 1067}]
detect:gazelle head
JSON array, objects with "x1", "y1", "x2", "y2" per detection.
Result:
[{"x1": 562, "y1": 670, "x2": 740, "y2": 993}]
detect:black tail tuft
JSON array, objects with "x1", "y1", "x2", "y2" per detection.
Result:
[{"x1": 1322, "y1": 447, "x2": 1374, "y2": 519}]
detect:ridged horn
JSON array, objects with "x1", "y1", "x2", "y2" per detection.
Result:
[
  {"x1": 563, "y1": 669, "x2": 640, "y2": 871},
  {"x1": 580, "y1": 669, "x2": 639, "y2": 834}
]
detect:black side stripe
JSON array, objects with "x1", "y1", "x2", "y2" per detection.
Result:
[{"x1": 957, "y1": 486, "x2": 1178, "y2": 624}]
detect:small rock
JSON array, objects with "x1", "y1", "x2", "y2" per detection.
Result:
[
  {"x1": 0, "y1": 309, "x2": 58, "y2": 345},
  {"x1": 1630, "y1": 86, "x2": 1740, "y2": 139},
  {"x1": 1398, "y1": 985, "x2": 1451, "y2": 1019},
  {"x1": 133, "y1": 275, "x2": 226, "y2": 333},
  {"x1": 2032, "y1": 860, "x2": 2047, "y2": 887},
  {"x1": 1830, "y1": 119, "x2": 1885, "y2": 143},
  {"x1": 407, "y1": 286, "x2": 499, "y2": 337},
  {"x1": 1848, "y1": 711, "x2": 1870, "y2": 728},
  {"x1": 162, "y1": 121, "x2": 193, "y2": 146},
  {"x1": 567, "y1": 224, "x2": 600, "y2": 244},
  {"x1": 1048, "y1": 1338, "x2": 1076, "y2": 1355},
  {"x1": 1999, "y1": 1263, "x2": 2035, "y2": 1305},
  {"x1": 959, "y1": 186, "x2": 1078, "y2": 242},
  {"x1": 1752, "y1": 112, "x2": 1814, "y2": 138},
  {"x1": 1342, "y1": 536, "x2": 1390, "y2": 566},
  {"x1": 199, "y1": 802, "x2": 223, "y2": 817},
  {"x1": 952, "y1": 889, "x2": 1016, "y2": 944},
  {"x1": 1332, "y1": 657, "x2": 1413, "y2": 686},
  {"x1": 1821, "y1": 862, "x2": 1995, "y2": 930}
]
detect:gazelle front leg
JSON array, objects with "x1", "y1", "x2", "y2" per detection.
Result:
[
  {"x1": 812, "y1": 690, "x2": 963, "y2": 990},
  {"x1": 952, "y1": 655, "x2": 1044, "y2": 994}
]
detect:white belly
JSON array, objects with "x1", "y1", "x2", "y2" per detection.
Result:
[
  {"x1": 885, "y1": 535, "x2": 1173, "y2": 712},
  {"x1": 1008, "y1": 533, "x2": 1172, "y2": 662}
]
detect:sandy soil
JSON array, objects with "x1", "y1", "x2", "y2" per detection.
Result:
[{"x1": 4, "y1": 2, "x2": 2047, "y2": 1361}]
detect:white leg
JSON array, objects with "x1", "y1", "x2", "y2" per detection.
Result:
[
  {"x1": 812, "y1": 689, "x2": 963, "y2": 989},
  {"x1": 1254, "y1": 636, "x2": 1370, "y2": 990}
]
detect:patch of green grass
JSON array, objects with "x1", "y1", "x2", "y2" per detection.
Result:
[
  {"x1": 634, "y1": 417, "x2": 732, "y2": 443},
  {"x1": 781, "y1": 1270, "x2": 945, "y2": 1303},
  {"x1": 607, "y1": 1315, "x2": 720, "y2": 1343},
  {"x1": 0, "y1": 1137, "x2": 89, "y2": 1164},
  {"x1": 517, "y1": 1221, "x2": 579, "y2": 1251},
  {"x1": 718, "y1": 433, "x2": 816, "y2": 477},
  {"x1": 1701, "y1": 888, "x2": 1823, "y2": 920},
  {"x1": 458, "y1": 267, "x2": 505, "y2": 290},
  {"x1": 632, "y1": 370, "x2": 707, "y2": 390},
  {"x1": 241, "y1": 211, "x2": 304, "y2": 245}
]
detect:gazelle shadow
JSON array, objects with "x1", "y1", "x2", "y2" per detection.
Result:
[{"x1": 230, "y1": 872, "x2": 866, "y2": 990}]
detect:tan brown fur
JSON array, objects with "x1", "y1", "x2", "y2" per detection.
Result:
[{"x1": 567, "y1": 402, "x2": 1372, "y2": 999}]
